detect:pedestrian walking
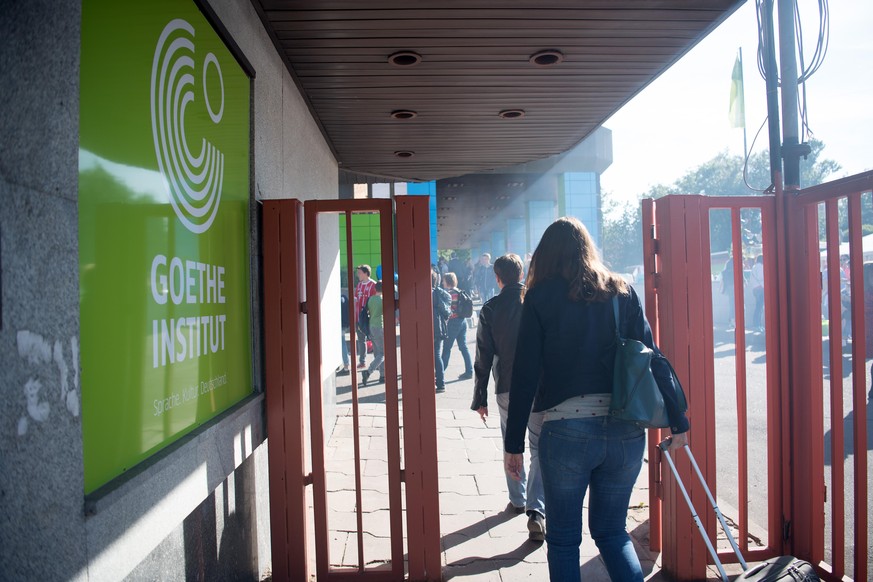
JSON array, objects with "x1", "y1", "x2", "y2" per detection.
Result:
[
  {"x1": 471, "y1": 253, "x2": 546, "y2": 541},
  {"x1": 504, "y1": 217, "x2": 690, "y2": 582}
]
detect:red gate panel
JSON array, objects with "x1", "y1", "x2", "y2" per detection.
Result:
[
  {"x1": 649, "y1": 173, "x2": 873, "y2": 581},
  {"x1": 647, "y1": 195, "x2": 783, "y2": 580},
  {"x1": 265, "y1": 196, "x2": 441, "y2": 582}
]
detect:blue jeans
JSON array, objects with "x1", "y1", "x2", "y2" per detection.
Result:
[
  {"x1": 434, "y1": 335, "x2": 445, "y2": 389},
  {"x1": 539, "y1": 416, "x2": 645, "y2": 582},
  {"x1": 497, "y1": 392, "x2": 545, "y2": 516},
  {"x1": 341, "y1": 328, "x2": 350, "y2": 367},
  {"x1": 442, "y1": 318, "x2": 472, "y2": 374}
]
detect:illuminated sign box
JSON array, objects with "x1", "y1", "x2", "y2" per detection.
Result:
[{"x1": 79, "y1": 0, "x2": 252, "y2": 494}]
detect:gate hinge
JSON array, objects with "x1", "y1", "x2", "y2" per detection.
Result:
[
  {"x1": 399, "y1": 469, "x2": 405, "y2": 482},
  {"x1": 782, "y1": 518, "x2": 791, "y2": 542},
  {"x1": 655, "y1": 480, "x2": 663, "y2": 500},
  {"x1": 300, "y1": 301, "x2": 308, "y2": 314},
  {"x1": 652, "y1": 238, "x2": 660, "y2": 255},
  {"x1": 303, "y1": 472, "x2": 313, "y2": 486}
]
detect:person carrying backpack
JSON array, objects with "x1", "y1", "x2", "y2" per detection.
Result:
[
  {"x1": 432, "y1": 269, "x2": 452, "y2": 393},
  {"x1": 441, "y1": 272, "x2": 474, "y2": 380}
]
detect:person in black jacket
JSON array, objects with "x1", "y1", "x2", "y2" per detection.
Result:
[
  {"x1": 471, "y1": 253, "x2": 546, "y2": 541},
  {"x1": 432, "y1": 269, "x2": 452, "y2": 393},
  {"x1": 504, "y1": 217, "x2": 689, "y2": 582}
]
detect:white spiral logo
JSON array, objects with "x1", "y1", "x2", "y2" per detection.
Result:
[{"x1": 150, "y1": 19, "x2": 224, "y2": 234}]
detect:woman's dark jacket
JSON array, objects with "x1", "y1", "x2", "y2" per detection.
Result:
[
  {"x1": 470, "y1": 282, "x2": 524, "y2": 410},
  {"x1": 504, "y1": 277, "x2": 689, "y2": 454},
  {"x1": 432, "y1": 286, "x2": 451, "y2": 339}
]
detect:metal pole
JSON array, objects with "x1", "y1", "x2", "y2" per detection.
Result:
[
  {"x1": 763, "y1": 0, "x2": 782, "y2": 189},
  {"x1": 777, "y1": 0, "x2": 801, "y2": 189},
  {"x1": 739, "y1": 48, "x2": 748, "y2": 161}
]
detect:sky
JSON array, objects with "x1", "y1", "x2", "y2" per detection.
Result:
[{"x1": 599, "y1": 0, "x2": 873, "y2": 202}]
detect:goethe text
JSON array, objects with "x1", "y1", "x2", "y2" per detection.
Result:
[{"x1": 150, "y1": 254, "x2": 229, "y2": 368}]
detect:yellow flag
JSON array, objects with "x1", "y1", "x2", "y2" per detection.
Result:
[{"x1": 729, "y1": 54, "x2": 745, "y2": 128}]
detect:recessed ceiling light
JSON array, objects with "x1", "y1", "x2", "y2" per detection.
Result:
[
  {"x1": 394, "y1": 150, "x2": 415, "y2": 158},
  {"x1": 498, "y1": 109, "x2": 525, "y2": 120},
  {"x1": 391, "y1": 109, "x2": 418, "y2": 120},
  {"x1": 388, "y1": 51, "x2": 422, "y2": 67},
  {"x1": 529, "y1": 50, "x2": 564, "y2": 66}
]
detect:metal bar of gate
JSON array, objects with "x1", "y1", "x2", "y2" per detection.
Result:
[
  {"x1": 729, "y1": 208, "x2": 750, "y2": 552},
  {"x1": 395, "y1": 196, "x2": 442, "y2": 580},
  {"x1": 303, "y1": 204, "x2": 332, "y2": 579},
  {"x1": 376, "y1": 201, "x2": 405, "y2": 576},
  {"x1": 824, "y1": 200, "x2": 845, "y2": 576},
  {"x1": 759, "y1": 199, "x2": 784, "y2": 555},
  {"x1": 642, "y1": 198, "x2": 663, "y2": 553},
  {"x1": 263, "y1": 200, "x2": 309, "y2": 582},
  {"x1": 341, "y1": 208, "x2": 367, "y2": 573},
  {"x1": 846, "y1": 192, "x2": 869, "y2": 582}
]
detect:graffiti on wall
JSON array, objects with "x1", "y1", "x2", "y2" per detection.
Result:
[{"x1": 16, "y1": 330, "x2": 80, "y2": 436}]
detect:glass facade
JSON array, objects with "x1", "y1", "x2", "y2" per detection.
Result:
[
  {"x1": 406, "y1": 181, "x2": 439, "y2": 264},
  {"x1": 527, "y1": 200, "x2": 556, "y2": 253},
  {"x1": 506, "y1": 218, "x2": 527, "y2": 257},
  {"x1": 559, "y1": 172, "x2": 601, "y2": 247},
  {"x1": 491, "y1": 230, "x2": 506, "y2": 257}
]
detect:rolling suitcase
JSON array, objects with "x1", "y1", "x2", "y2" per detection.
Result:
[{"x1": 658, "y1": 438, "x2": 820, "y2": 581}]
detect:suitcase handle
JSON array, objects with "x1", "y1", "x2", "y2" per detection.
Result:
[{"x1": 658, "y1": 437, "x2": 749, "y2": 580}]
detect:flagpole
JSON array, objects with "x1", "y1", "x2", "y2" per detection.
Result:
[{"x1": 739, "y1": 47, "x2": 748, "y2": 161}]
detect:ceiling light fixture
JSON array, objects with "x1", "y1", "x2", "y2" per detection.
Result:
[
  {"x1": 391, "y1": 109, "x2": 418, "y2": 120},
  {"x1": 529, "y1": 49, "x2": 564, "y2": 66},
  {"x1": 498, "y1": 109, "x2": 525, "y2": 120},
  {"x1": 388, "y1": 51, "x2": 422, "y2": 67},
  {"x1": 393, "y1": 150, "x2": 415, "y2": 158}
]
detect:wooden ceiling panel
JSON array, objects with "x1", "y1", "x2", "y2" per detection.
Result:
[{"x1": 252, "y1": 0, "x2": 744, "y2": 181}]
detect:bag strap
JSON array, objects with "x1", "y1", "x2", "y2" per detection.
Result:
[{"x1": 612, "y1": 295, "x2": 622, "y2": 342}]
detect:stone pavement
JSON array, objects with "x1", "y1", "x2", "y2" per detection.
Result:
[{"x1": 318, "y1": 318, "x2": 740, "y2": 580}]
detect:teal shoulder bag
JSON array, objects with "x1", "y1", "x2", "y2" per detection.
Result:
[{"x1": 609, "y1": 295, "x2": 686, "y2": 429}]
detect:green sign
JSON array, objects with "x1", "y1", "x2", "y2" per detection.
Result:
[{"x1": 79, "y1": 0, "x2": 252, "y2": 493}]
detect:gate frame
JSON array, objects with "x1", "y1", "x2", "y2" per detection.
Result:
[
  {"x1": 784, "y1": 172, "x2": 873, "y2": 580},
  {"x1": 263, "y1": 196, "x2": 442, "y2": 582},
  {"x1": 649, "y1": 172, "x2": 873, "y2": 581},
  {"x1": 645, "y1": 194, "x2": 786, "y2": 580}
]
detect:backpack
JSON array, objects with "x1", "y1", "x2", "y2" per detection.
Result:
[
  {"x1": 456, "y1": 289, "x2": 474, "y2": 319},
  {"x1": 357, "y1": 298, "x2": 370, "y2": 338}
]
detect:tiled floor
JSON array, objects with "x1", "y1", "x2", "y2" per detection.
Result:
[{"x1": 313, "y1": 322, "x2": 743, "y2": 580}]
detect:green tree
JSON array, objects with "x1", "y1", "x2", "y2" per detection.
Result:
[
  {"x1": 601, "y1": 193, "x2": 644, "y2": 273},
  {"x1": 601, "y1": 139, "x2": 842, "y2": 268}
]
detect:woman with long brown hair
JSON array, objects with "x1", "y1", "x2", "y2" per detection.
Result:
[{"x1": 504, "y1": 217, "x2": 689, "y2": 581}]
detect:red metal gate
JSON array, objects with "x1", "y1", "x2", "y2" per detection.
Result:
[
  {"x1": 784, "y1": 173, "x2": 872, "y2": 581},
  {"x1": 263, "y1": 197, "x2": 442, "y2": 581},
  {"x1": 647, "y1": 173, "x2": 873, "y2": 581},
  {"x1": 643, "y1": 194, "x2": 784, "y2": 580}
]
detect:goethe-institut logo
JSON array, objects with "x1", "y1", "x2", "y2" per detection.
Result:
[{"x1": 150, "y1": 19, "x2": 225, "y2": 235}]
